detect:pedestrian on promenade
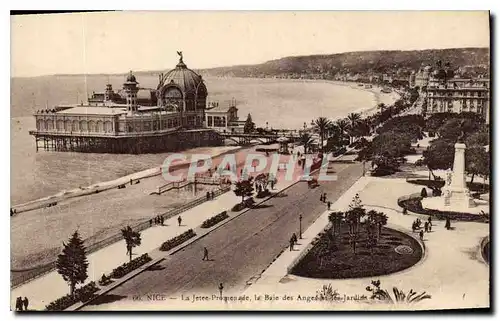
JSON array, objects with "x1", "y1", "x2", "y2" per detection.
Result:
[
  {"x1": 424, "y1": 221, "x2": 429, "y2": 233},
  {"x1": 428, "y1": 216, "x2": 432, "y2": 226},
  {"x1": 149, "y1": 219, "x2": 153, "y2": 227},
  {"x1": 445, "y1": 217, "x2": 451, "y2": 230},
  {"x1": 178, "y1": 216, "x2": 182, "y2": 226},
  {"x1": 428, "y1": 222, "x2": 432, "y2": 232},
  {"x1": 15, "y1": 296, "x2": 22, "y2": 311},
  {"x1": 419, "y1": 230, "x2": 424, "y2": 241},
  {"x1": 23, "y1": 297, "x2": 29, "y2": 311},
  {"x1": 327, "y1": 201, "x2": 331, "y2": 210},
  {"x1": 130, "y1": 178, "x2": 133, "y2": 185},
  {"x1": 289, "y1": 237, "x2": 294, "y2": 251},
  {"x1": 206, "y1": 191, "x2": 210, "y2": 201},
  {"x1": 412, "y1": 221, "x2": 416, "y2": 233},
  {"x1": 211, "y1": 191, "x2": 215, "y2": 200},
  {"x1": 160, "y1": 216, "x2": 164, "y2": 226},
  {"x1": 202, "y1": 247, "x2": 209, "y2": 261},
  {"x1": 291, "y1": 233, "x2": 298, "y2": 246}
]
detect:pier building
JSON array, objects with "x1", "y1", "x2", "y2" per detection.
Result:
[{"x1": 29, "y1": 53, "x2": 225, "y2": 153}]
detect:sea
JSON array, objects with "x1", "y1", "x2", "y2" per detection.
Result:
[{"x1": 11, "y1": 76, "x2": 377, "y2": 205}]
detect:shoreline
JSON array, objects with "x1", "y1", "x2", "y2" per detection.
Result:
[
  {"x1": 11, "y1": 145, "x2": 243, "y2": 214},
  {"x1": 12, "y1": 78, "x2": 400, "y2": 211}
]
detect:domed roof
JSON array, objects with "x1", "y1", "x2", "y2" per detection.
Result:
[
  {"x1": 433, "y1": 68, "x2": 447, "y2": 79},
  {"x1": 126, "y1": 71, "x2": 137, "y2": 83},
  {"x1": 161, "y1": 55, "x2": 207, "y2": 98}
]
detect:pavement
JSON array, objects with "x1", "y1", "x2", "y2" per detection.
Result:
[
  {"x1": 80, "y1": 159, "x2": 363, "y2": 310},
  {"x1": 11, "y1": 187, "x2": 237, "y2": 311},
  {"x1": 242, "y1": 177, "x2": 490, "y2": 311}
]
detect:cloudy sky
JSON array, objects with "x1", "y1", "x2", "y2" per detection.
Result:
[{"x1": 11, "y1": 11, "x2": 489, "y2": 77}]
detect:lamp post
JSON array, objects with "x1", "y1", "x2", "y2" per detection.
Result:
[{"x1": 299, "y1": 214, "x2": 303, "y2": 239}]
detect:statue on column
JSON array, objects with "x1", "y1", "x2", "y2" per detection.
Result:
[
  {"x1": 457, "y1": 119, "x2": 466, "y2": 143},
  {"x1": 177, "y1": 51, "x2": 184, "y2": 64}
]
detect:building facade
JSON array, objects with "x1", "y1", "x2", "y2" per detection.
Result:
[
  {"x1": 30, "y1": 53, "x2": 224, "y2": 153},
  {"x1": 409, "y1": 62, "x2": 490, "y2": 122}
]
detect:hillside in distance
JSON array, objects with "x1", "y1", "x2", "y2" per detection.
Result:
[{"x1": 198, "y1": 48, "x2": 489, "y2": 79}]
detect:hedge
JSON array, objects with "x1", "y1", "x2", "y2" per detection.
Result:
[
  {"x1": 398, "y1": 195, "x2": 488, "y2": 223},
  {"x1": 160, "y1": 229, "x2": 196, "y2": 252},
  {"x1": 45, "y1": 281, "x2": 99, "y2": 311},
  {"x1": 201, "y1": 211, "x2": 229, "y2": 228},
  {"x1": 109, "y1": 253, "x2": 152, "y2": 279}
]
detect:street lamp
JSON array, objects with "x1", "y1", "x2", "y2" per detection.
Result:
[{"x1": 299, "y1": 214, "x2": 303, "y2": 239}]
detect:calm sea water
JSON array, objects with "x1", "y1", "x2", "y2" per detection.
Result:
[{"x1": 10, "y1": 76, "x2": 375, "y2": 204}]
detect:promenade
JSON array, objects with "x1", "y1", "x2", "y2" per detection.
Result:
[
  {"x1": 11, "y1": 184, "x2": 247, "y2": 310},
  {"x1": 80, "y1": 159, "x2": 362, "y2": 310},
  {"x1": 243, "y1": 177, "x2": 489, "y2": 310}
]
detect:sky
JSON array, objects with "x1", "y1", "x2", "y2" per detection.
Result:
[{"x1": 11, "y1": 11, "x2": 490, "y2": 77}]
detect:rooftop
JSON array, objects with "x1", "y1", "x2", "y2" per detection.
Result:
[{"x1": 56, "y1": 106, "x2": 127, "y2": 115}]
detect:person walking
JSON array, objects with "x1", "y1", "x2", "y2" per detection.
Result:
[
  {"x1": 15, "y1": 297, "x2": 22, "y2": 311},
  {"x1": 289, "y1": 237, "x2": 294, "y2": 251},
  {"x1": 206, "y1": 191, "x2": 210, "y2": 201},
  {"x1": 419, "y1": 230, "x2": 424, "y2": 241},
  {"x1": 291, "y1": 233, "x2": 298, "y2": 246},
  {"x1": 428, "y1": 221, "x2": 432, "y2": 232},
  {"x1": 412, "y1": 221, "x2": 416, "y2": 233},
  {"x1": 445, "y1": 217, "x2": 451, "y2": 230},
  {"x1": 327, "y1": 201, "x2": 331, "y2": 210},
  {"x1": 211, "y1": 191, "x2": 215, "y2": 200},
  {"x1": 160, "y1": 216, "x2": 164, "y2": 226},
  {"x1": 149, "y1": 219, "x2": 153, "y2": 227},
  {"x1": 320, "y1": 194, "x2": 324, "y2": 202},
  {"x1": 202, "y1": 247, "x2": 209, "y2": 261},
  {"x1": 178, "y1": 216, "x2": 182, "y2": 227},
  {"x1": 424, "y1": 221, "x2": 429, "y2": 233},
  {"x1": 428, "y1": 216, "x2": 432, "y2": 226},
  {"x1": 23, "y1": 297, "x2": 29, "y2": 311}
]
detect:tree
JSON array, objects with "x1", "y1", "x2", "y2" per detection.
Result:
[
  {"x1": 466, "y1": 146, "x2": 489, "y2": 184},
  {"x1": 56, "y1": 230, "x2": 89, "y2": 297},
  {"x1": 328, "y1": 211, "x2": 344, "y2": 239},
  {"x1": 314, "y1": 117, "x2": 332, "y2": 152},
  {"x1": 121, "y1": 226, "x2": 142, "y2": 262},
  {"x1": 335, "y1": 119, "x2": 350, "y2": 145},
  {"x1": 347, "y1": 113, "x2": 361, "y2": 143},
  {"x1": 422, "y1": 139, "x2": 455, "y2": 179},
  {"x1": 299, "y1": 132, "x2": 313, "y2": 154},
  {"x1": 233, "y1": 177, "x2": 254, "y2": 204},
  {"x1": 366, "y1": 280, "x2": 432, "y2": 304},
  {"x1": 243, "y1": 113, "x2": 255, "y2": 133}
]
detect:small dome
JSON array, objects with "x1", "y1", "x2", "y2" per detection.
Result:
[{"x1": 126, "y1": 71, "x2": 137, "y2": 83}]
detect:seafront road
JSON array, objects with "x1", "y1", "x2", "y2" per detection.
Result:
[{"x1": 82, "y1": 159, "x2": 363, "y2": 310}]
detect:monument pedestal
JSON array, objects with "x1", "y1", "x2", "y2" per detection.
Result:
[{"x1": 441, "y1": 143, "x2": 476, "y2": 210}]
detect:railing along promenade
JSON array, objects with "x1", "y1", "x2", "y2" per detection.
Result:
[{"x1": 11, "y1": 185, "x2": 231, "y2": 289}]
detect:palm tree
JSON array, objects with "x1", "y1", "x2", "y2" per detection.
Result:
[
  {"x1": 328, "y1": 211, "x2": 344, "y2": 239},
  {"x1": 121, "y1": 226, "x2": 142, "y2": 262},
  {"x1": 300, "y1": 132, "x2": 313, "y2": 154},
  {"x1": 314, "y1": 117, "x2": 332, "y2": 153},
  {"x1": 347, "y1": 113, "x2": 361, "y2": 144},
  {"x1": 375, "y1": 212, "x2": 388, "y2": 239},
  {"x1": 335, "y1": 119, "x2": 349, "y2": 146}
]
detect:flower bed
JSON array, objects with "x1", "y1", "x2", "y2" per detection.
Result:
[
  {"x1": 398, "y1": 195, "x2": 488, "y2": 223},
  {"x1": 201, "y1": 211, "x2": 229, "y2": 228},
  {"x1": 109, "y1": 253, "x2": 152, "y2": 279},
  {"x1": 159, "y1": 229, "x2": 196, "y2": 252},
  {"x1": 45, "y1": 281, "x2": 99, "y2": 311}
]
